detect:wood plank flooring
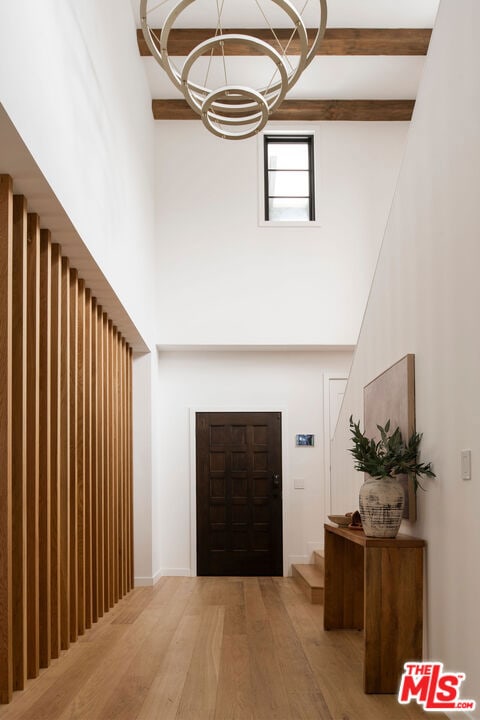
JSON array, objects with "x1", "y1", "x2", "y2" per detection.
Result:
[{"x1": 0, "y1": 577, "x2": 446, "y2": 720}]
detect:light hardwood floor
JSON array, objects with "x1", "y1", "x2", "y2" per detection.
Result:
[{"x1": 0, "y1": 577, "x2": 446, "y2": 720}]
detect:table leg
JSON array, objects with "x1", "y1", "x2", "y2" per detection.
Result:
[
  {"x1": 324, "y1": 530, "x2": 363, "y2": 630},
  {"x1": 364, "y1": 546, "x2": 423, "y2": 693}
]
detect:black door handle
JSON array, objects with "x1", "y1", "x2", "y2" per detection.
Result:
[{"x1": 272, "y1": 473, "x2": 281, "y2": 488}]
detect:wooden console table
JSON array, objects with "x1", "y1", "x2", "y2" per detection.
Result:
[{"x1": 323, "y1": 524, "x2": 425, "y2": 694}]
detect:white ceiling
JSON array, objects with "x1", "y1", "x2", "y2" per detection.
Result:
[
  {"x1": 134, "y1": 0, "x2": 440, "y2": 106},
  {"x1": 131, "y1": 0, "x2": 440, "y2": 29},
  {"x1": 144, "y1": 56, "x2": 426, "y2": 101}
]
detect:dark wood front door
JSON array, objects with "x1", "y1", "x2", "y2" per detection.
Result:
[{"x1": 196, "y1": 412, "x2": 283, "y2": 576}]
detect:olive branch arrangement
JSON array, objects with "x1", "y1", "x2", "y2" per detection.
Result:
[{"x1": 349, "y1": 416, "x2": 436, "y2": 491}]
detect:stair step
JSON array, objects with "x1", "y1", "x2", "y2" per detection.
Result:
[
  {"x1": 313, "y1": 550, "x2": 324, "y2": 573},
  {"x1": 292, "y1": 563, "x2": 324, "y2": 604}
]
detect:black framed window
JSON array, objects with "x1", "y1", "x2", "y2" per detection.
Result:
[{"x1": 264, "y1": 134, "x2": 315, "y2": 222}]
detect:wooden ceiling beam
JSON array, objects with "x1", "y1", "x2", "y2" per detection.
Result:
[
  {"x1": 138, "y1": 28, "x2": 431, "y2": 57},
  {"x1": 152, "y1": 99, "x2": 415, "y2": 122}
]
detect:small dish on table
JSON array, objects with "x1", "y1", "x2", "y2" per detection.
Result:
[{"x1": 328, "y1": 514, "x2": 350, "y2": 527}]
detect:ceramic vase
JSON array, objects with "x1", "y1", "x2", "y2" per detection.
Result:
[{"x1": 358, "y1": 475, "x2": 404, "y2": 538}]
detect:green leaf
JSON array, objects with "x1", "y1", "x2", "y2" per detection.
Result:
[{"x1": 348, "y1": 417, "x2": 436, "y2": 492}]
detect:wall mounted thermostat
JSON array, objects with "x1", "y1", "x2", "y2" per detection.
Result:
[{"x1": 296, "y1": 434, "x2": 314, "y2": 447}]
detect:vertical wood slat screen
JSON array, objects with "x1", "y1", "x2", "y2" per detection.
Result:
[{"x1": 0, "y1": 176, "x2": 134, "y2": 704}]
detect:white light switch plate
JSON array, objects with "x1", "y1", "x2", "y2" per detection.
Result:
[
  {"x1": 461, "y1": 450, "x2": 471, "y2": 481},
  {"x1": 294, "y1": 478, "x2": 305, "y2": 489}
]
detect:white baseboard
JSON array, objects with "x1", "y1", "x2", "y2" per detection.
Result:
[
  {"x1": 158, "y1": 567, "x2": 192, "y2": 577},
  {"x1": 134, "y1": 569, "x2": 164, "y2": 587},
  {"x1": 134, "y1": 576, "x2": 155, "y2": 587},
  {"x1": 134, "y1": 568, "x2": 192, "y2": 586}
]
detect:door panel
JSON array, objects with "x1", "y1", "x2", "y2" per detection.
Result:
[{"x1": 196, "y1": 412, "x2": 282, "y2": 576}]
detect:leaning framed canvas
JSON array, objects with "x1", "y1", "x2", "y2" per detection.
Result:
[{"x1": 363, "y1": 354, "x2": 416, "y2": 521}]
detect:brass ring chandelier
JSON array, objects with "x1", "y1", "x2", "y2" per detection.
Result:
[{"x1": 140, "y1": 0, "x2": 327, "y2": 140}]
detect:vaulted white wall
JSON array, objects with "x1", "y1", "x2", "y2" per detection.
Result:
[
  {"x1": 330, "y1": 0, "x2": 480, "y2": 708},
  {"x1": 0, "y1": 0, "x2": 156, "y2": 346},
  {"x1": 154, "y1": 120, "x2": 409, "y2": 346}
]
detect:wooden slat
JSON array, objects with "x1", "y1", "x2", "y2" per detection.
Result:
[
  {"x1": 60, "y1": 257, "x2": 70, "y2": 651},
  {"x1": 125, "y1": 346, "x2": 130, "y2": 591},
  {"x1": 118, "y1": 334, "x2": 123, "y2": 600},
  {"x1": 118, "y1": 337, "x2": 123, "y2": 599},
  {"x1": 122, "y1": 339, "x2": 127, "y2": 596},
  {"x1": 152, "y1": 98, "x2": 415, "y2": 121},
  {"x1": 50, "y1": 243, "x2": 62, "y2": 660},
  {"x1": 128, "y1": 347, "x2": 133, "y2": 590},
  {"x1": 120, "y1": 339, "x2": 126, "y2": 598},
  {"x1": 124, "y1": 345, "x2": 128, "y2": 593},
  {"x1": 109, "y1": 321, "x2": 115, "y2": 608},
  {"x1": 69, "y1": 268, "x2": 78, "y2": 644},
  {"x1": 84, "y1": 289, "x2": 92, "y2": 630},
  {"x1": 77, "y1": 279, "x2": 85, "y2": 635},
  {"x1": 111, "y1": 328, "x2": 116, "y2": 605},
  {"x1": 112, "y1": 327, "x2": 119, "y2": 605},
  {"x1": 39, "y1": 229, "x2": 51, "y2": 669},
  {"x1": 117, "y1": 333, "x2": 121, "y2": 600},
  {"x1": 103, "y1": 315, "x2": 111, "y2": 612},
  {"x1": 118, "y1": 333, "x2": 123, "y2": 599},
  {"x1": 11, "y1": 195, "x2": 27, "y2": 691},
  {"x1": 26, "y1": 212, "x2": 40, "y2": 680},
  {"x1": 137, "y1": 27, "x2": 431, "y2": 57},
  {"x1": 91, "y1": 298, "x2": 98, "y2": 624},
  {"x1": 0, "y1": 175, "x2": 13, "y2": 703},
  {"x1": 97, "y1": 306, "x2": 105, "y2": 618}
]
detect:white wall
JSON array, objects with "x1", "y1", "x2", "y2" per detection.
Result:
[
  {"x1": 153, "y1": 349, "x2": 352, "y2": 578},
  {"x1": 330, "y1": 0, "x2": 480, "y2": 708},
  {"x1": 0, "y1": 0, "x2": 156, "y2": 346},
  {"x1": 154, "y1": 120, "x2": 408, "y2": 346}
]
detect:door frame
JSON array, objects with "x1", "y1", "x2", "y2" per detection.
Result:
[
  {"x1": 323, "y1": 373, "x2": 348, "y2": 525},
  {"x1": 189, "y1": 406, "x2": 288, "y2": 577}
]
